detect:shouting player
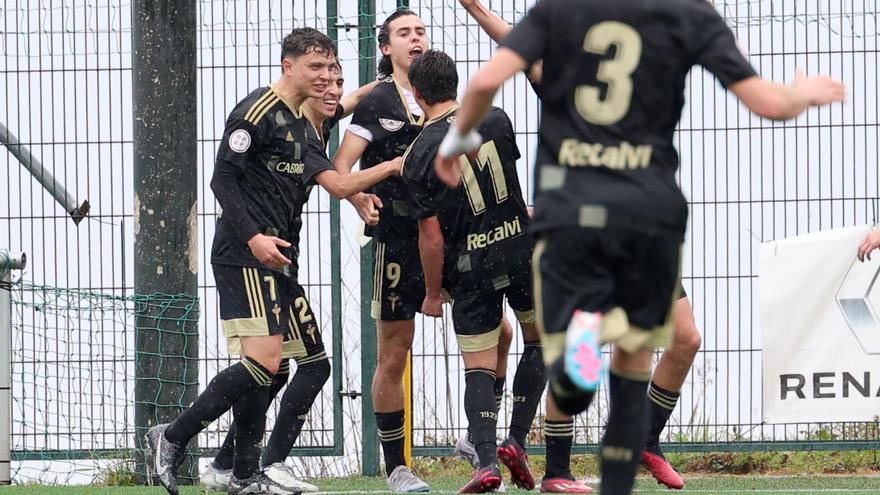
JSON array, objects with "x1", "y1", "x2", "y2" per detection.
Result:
[{"x1": 438, "y1": 1, "x2": 844, "y2": 494}]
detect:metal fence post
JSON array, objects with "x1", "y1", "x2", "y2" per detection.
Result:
[
  {"x1": 358, "y1": 0, "x2": 380, "y2": 477},
  {"x1": 0, "y1": 251, "x2": 26, "y2": 485}
]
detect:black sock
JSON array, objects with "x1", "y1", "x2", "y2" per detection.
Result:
[
  {"x1": 544, "y1": 418, "x2": 575, "y2": 480},
  {"x1": 468, "y1": 376, "x2": 504, "y2": 446},
  {"x1": 494, "y1": 376, "x2": 506, "y2": 411},
  {"x1": 646, "y1": 381, "x2": 679, "y2": 450},
  {"x1": 599, "y1": 372, "x2": 650, "y2": 495},
  {"x1": 232, "y1": 358, "x2": 276, "y2": 480},
  {"x1": 377, "y1": 410, "x2": 406, "y2": 476},
  {"x1": 214, "y1": 360, "x2": 290, "y2": 471},
  {"x1": 165, "y1": 356, "x2": 272, "y2": 447},
  {"x1": 465, "y1": 368, "x2": 498, "y2": 469},
  {"x1": 262, "y1": 359, "x2": 330, "y2": 466},
  {"x1": 509, "y1": 342, "x2": 547, "y2": 446},
  {"x1": 548, "y1": 358, "x2": 595, "y2": 416}
]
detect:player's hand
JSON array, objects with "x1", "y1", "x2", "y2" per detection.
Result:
[
  {"x1": 794, "y1": 69, "x2": 846, "y2": 106},
  {"x1": 422, "y1": 292, "x2": 444, "y2": 317},
  {"x1": 857, "y1": 228, "x2": 880, "y2": 262},
  {"x1": 384, "y1": 156, "x2": 403, "y2": 177},
  {"x1": 348, "y1": 192, "x2": 382, "y2": 226},
  {"x1": 247, "y1": 233, "x2": 292, "y2": 269}
]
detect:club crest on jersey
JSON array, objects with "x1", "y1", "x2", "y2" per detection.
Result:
[
  {"x1": 447, "y1": 115, "x2": 457, "y2": 124},
  {"x1": 379, "y1": 118, "x2": 405, "y2": 132},
  {"x1": 229, "y1": 129, "x2": 251, "y2": 153}
]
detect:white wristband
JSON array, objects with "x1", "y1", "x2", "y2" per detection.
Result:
[{"x1": 438, "y1": 126, "x2": 483, "y2": 158}]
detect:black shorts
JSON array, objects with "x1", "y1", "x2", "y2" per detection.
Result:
[
  {"x1": 214, "y1": 264, "x2": 327, "y2": 364},
  {"x1": 533, "y1": 227, "x2": 681, "y2": 356},
  {"x1": 370, "y1": 238, "x2": 425, "y2": 321},
  {"x1": 451, "y1": 275, "x2": 535, "y2": 353}
]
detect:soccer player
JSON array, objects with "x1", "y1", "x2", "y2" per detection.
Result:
[
  {"x1": 334, "y1": 10, "x2": 517, "y2": 491},
  {"x1": 145, "y1": 28, "x2": 402, "y2": 495},
  {"x1": 200, "y1": 65, "x2": 381, "y2": 494},
  {"x1": 457, "y1": 0, "x2": 700, "y2": 488},
  {"x1": 331, "y1": 11, "x2": 431, "y2": 492},
  {"x1": 437, "y1": 1, "x2": 844, "y2": 494},
  {"x1": 401, "y1": 49, "x2": 543, "y2": 493}
]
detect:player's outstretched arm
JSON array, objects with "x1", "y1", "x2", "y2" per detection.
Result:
[
  {"x1": 315, "y1": 156, "x2": 401, "y2": 200},
  {"x1": 459, "y1": 0, "x2": 543, "y2": 84},
  {"x1": 729, "y1": 70, "x2": 845, "y2": 121},
  {"x1": 333, "y1": 131, "x2": 370, "y2": 174},
  {"x1": 332, "y1": 130, "x2": 382, "y2": 223},
  {"x1": 339, "y1": 80, "x2": 381, "y2": 119},
  {"x1": 417, "y1": 216, "x2": 445, "y2": 317},
  {"x1": 459, "y1": 0, "x2": 513, "y2": 43},
  {"x1": 858, "y1": 227, "x2": 880, "y2": 262},
  {"x1": 435, "y1": 48, "x2": 527, "y2": 186}
]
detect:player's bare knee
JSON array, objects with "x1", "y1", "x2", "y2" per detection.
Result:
[
  {"x1": 519, "y1": 321, "x2": 539, "y2": 342},
  {"x1": 672, "y1": 321, "x2": 701, "y2": 358},
  {"x1": 377, "y1": 351, "x2": 408, "y2": 378}
]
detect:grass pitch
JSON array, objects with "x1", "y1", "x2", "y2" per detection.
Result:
[{"x1": 3, "y1": 475, "x2": 880, "y2": 494}]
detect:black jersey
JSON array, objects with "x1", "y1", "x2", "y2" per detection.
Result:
[
  {"x1": 502, "y1": 0, "x2": 757, "y2": 239},
  {"x1": 211, "y1": 85, "x2": 331, "y2": 279},
  {"x1": 347, "y1": 78, "x2": 424, "y2": 241},
  {"x1": 402, "y1": 106, "x2": 532, "y2": 298},
  {"x1": 320, "y1": 104, "x2": 345, "y2": 146}
]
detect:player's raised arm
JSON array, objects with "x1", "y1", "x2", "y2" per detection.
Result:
[
  {"x1": 338, "y1": 79, "x2": 381, "y2": 119},
  {"x1": 459, "y1": 0, "x2": 513, "y2": 43},
  {"x1": 459, "y1": 0, "x2": 543, "y2": 86},
  {"x1": 689, "y1": 1, "x2": 844, "y2": 120}
]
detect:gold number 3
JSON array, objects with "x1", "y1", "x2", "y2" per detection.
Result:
[{"x1": 575, "y1": 21, "x2": 642, "y2": 125}]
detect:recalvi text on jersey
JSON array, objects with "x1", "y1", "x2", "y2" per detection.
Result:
[
  {"x1": 557, "y1": 139, "x2": 653, "y2": 170},
  {"x1": 466, "y1": 216, "x2": 523, "y2": 251}
]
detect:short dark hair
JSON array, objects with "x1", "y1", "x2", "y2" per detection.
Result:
[
  {"x1": 281, "y1": 27, "x2": 337, "y2": 63},
  {"x1": 408, "y1": 50, "x2": 457, "y2": 106},
  {"x1": 377, "y1": 9, "x2": 419, "y2": 79}
]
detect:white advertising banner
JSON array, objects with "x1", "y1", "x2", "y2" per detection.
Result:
[{"x1": 761, "y1": 225, "x2": 880, "y2": 423}]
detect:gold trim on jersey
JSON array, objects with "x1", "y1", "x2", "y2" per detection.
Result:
[
  {"x1": 270, "y1": 84, "x2": 303, "y2": 119},
  {"x1": 399, "y1": 133, "x2": 423, "y2": 175},
  {"x1": 245, "y1": 89, "x2": 280, "y2": 125},
  {"x1": 392, "y1": 75, "x2": 425, "y2": 126},
  {"x1": 456, "y1": 323, "x2": 502, "y2": 353},
  {"x1": 425, "y1": 104, "x2": 459, "y2": 126}
]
